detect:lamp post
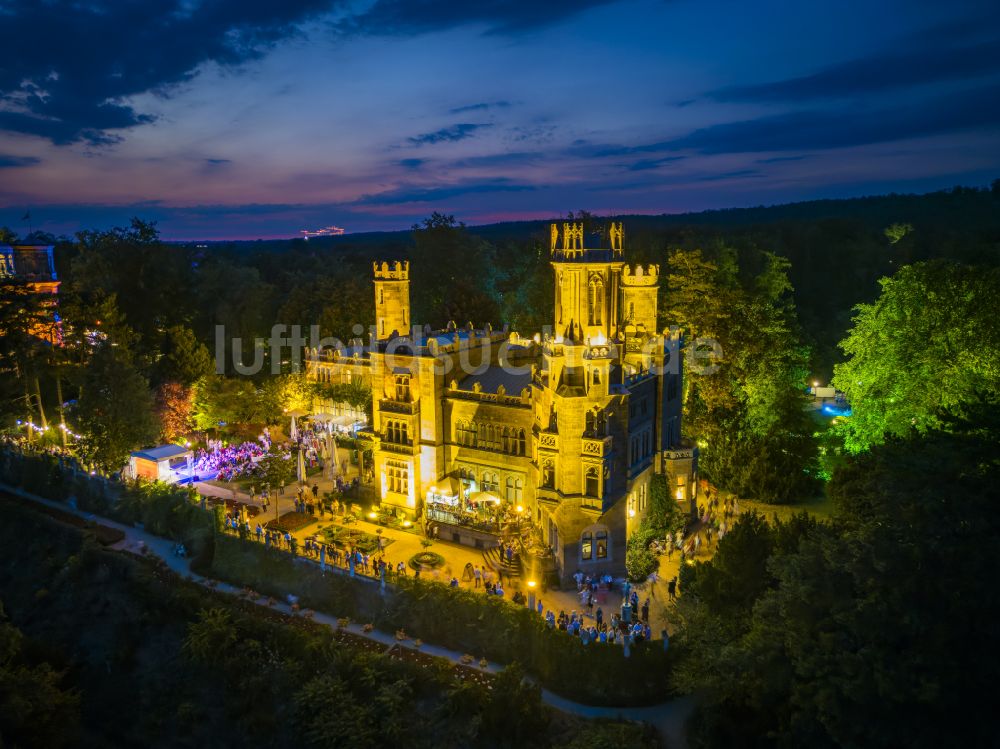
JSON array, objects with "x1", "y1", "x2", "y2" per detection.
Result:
[{"x1": 527, "y1": 579, "x2": 537, "y2": 612}]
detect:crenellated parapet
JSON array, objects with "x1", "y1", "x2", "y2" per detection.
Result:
[
  {"x1": 621, "y1": 263, "x2": 659, "y2": 286},
  {"x1": 373, "y1": 260, "x2": 409, "y2": 280},
  {"x1": 548, "y1": 221, "x2": 624, "y2": 260}
]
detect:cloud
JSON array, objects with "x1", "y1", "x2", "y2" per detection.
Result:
[
  {"x1": 449, "y1": 101, "x2": 511, "y2": 114},
  {"x1": 693, "y1": 169, "x2": 762, "y2": 182},
  {"x1": 0, "y1": 0, "x2": 337, "y2": 145},
  {"x1": 355, "y1": 179, "x2": 535, "y2": 205},
  {"x1": 625, "y1": 156, "x2": 685, "y2": 171},
  {"x1": 756, "y1": 155, "x2": 807, "y2": 164},
  {"x1": 407, "y1": 122, "x2": 491, "y2": 146},
  {"x1": 205, "y1": 158, "x2": 232, "y2": 165},
  {"x1": 632, "y1": 85, "x2": 1000, "y2": 154},
  {"x1": 450, "y1": 151, "x2": 544, "y2": 168},
  {"x1": 336, "y1": 0, "x2": 622, "y2": 36},
  {"x1": 0, "y1": 153, "x2": 40, "y2": 168},
  {"x1": 399, "y1": 158, "x2": 425, "y2": 169},
  {"x1": 710, "y1": 32, "x2": 1000, "y2": 102}
]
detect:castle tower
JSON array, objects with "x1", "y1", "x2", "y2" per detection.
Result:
[
  {"x1": 373, "y1": 261, "x2": 410, "y2": 340},
  {"x1": 549, "y1": 222, "x2": 624, "y2": 343},
  {"x1": 620, "y1": 263, "x2": 659, "y2": 334}
]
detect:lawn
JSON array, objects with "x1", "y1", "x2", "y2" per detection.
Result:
[{"x1": 740, "y1": 493, "x2": 835, "y2": 523}]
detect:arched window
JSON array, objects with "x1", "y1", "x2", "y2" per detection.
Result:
[
  {"x1": 542, "y1": 460, "x2": 555, "y2": 489},
  {"x1": 585, "y1": 466, "x2": 601, "y2": 497},
  {"x1": 504, "y1": 476, "x2": 523, "y2": 502},
  {"x1": 501, "y1": 427, "x2": 510, "y2": 454},
  {"x1": 596, "y1": 529, "x2": 608, "y2": 559},
  {"x1": 588, "y1": 276, "x2": 604, "y2": 326},
  {"x1": 581, "y1": 531, "x2": 593, "y2": 560},
  {"x1": 482, "y1": 472, "x2": 499, "y2": 493},
  {"x1": 394, "y1": 375, "x2": 410, "y2": 402},
  {"x1": 516, "y1": 428, "x2": 526, "y2": 456},
  {"x1": 580, "y1": 524, "x2": 609, "y2": 563}
]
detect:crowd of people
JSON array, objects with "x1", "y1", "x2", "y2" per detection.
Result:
[
  {"x1": 193, "y1": 435, "x2": 272, "y2": 482},
  {"x1": 214, "y1": 481, "x2": 761, "y2": 648},
  {"x1": 663, "y1": 490, "x2": 739, "y2": 563}
]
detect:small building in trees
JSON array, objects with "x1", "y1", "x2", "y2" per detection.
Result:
[
  {"x1": 128, "y1": 444, "x2": 193, "y2": 483},
  {"x1": 0, "y1": 243, "x2": 61, "y2": 344}
]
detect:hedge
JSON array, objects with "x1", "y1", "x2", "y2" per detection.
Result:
[
  {"x1": 211, "y1": 535, "x2": 674, "y2": 705},
  {"x1": 1, "y1": 449, "x2": 217, "y2": 569},
  {"x1": 3, "y1": 449, "x2": 674, "y2": 706}
]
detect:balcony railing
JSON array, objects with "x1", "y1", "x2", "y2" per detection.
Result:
[
  {"x1": 581, "y1": 435, "x2": 612, "y2": 457},
  {"x1": 380, "y1": 440, "x2": 416, "y2": 455},
  {"x1": 537, "y1": 432, "x2": 558, "y2": 451},
  {"x1": 379, "y1": 399, "x2": 418, "y2": 415}
]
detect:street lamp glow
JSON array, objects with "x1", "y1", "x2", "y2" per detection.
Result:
[{"x1": 527, "y1": 580, "x2": 536, "y2": 589}]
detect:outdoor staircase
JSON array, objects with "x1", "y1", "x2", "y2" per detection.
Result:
[{"x1": 482, "y1": 544, "x2": 522, "y2": 580}]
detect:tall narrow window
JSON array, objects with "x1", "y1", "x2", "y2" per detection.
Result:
[
  {"x1": 588, "y1": 277, "x2": 604, "y2": 326},
  {"x1": 596, "y1": 529, "x2": 608, "y2": 559},
  {"x1": 542, "y1": 460, "x2": 555, "y2": 489},
  {"x1": 581, "y1": 531, "x2": 593, "y2": 560},
  {"x1": 395, "y1": 375, "x2": 410, "y2": 402}
]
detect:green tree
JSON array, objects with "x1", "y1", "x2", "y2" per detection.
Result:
[
  {"x1": 672, "y1": 419, "x2": 999, "y2": 748},
  {"x1": 666, "y1": 248, "x2": 819, "y2": 502},
  {"x1": 76, "y1": 344, "x2": 159, "y2": 470},
  {"x1": 257, "y1": 449, "x2": 294, "y2": 491},
  {"x1": 0, "y1": 603, "x2": 80, "y2": 748},
  {"x1": 883, "y1": 222, "x2": 913, "y2": 244},
  {"x1": 410, "y1": 213, "x2": 501, "y2": 327},
  {"x1": 68, "y1": 219, "x2": 196, "y2": 364},
  {"x1": 647, "y1": 473, "x2": 686, "y2": 534},
  {"x1": 832, "y1": 261, "x2": 1000, "y2": 452},
  {"x1": 183, "y1": 608, "x2": 237, "y2": 666},
  {"x1": 0, "y1": 279, "x2": 60, "y2": 428},
  {"x1": 158, "y1": 325, "x2": 214, "y2": 386}
]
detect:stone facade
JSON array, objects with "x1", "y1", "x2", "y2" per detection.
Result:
[
  {"x1": 0, "y1": 244, "x2": 61, "y2": 344},
  {"x1": 306, "y1": 223, "x2": 698, "y2": 584}
]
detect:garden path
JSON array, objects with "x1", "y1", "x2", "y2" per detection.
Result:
[{"x1": 2, "y1": 484, "x2": 695, "y2": 747}]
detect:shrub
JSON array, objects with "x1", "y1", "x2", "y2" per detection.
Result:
[
  {"x1": 626, "y1": 545, "x2": 657, "y2": 582},
  {"x1": 266, "y1": 511, "x2": 317, "y2": 533},
  {"x1": 209, "y1": 535, "x2": 673, "y2": 705},
  {"x1": 408, "y1": 551, "x2": 445, "y2": 570}
]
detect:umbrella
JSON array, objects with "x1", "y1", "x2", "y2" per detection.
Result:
[
  {"x1": 324, "y1": 432, "x2": 336, "y2": 479},
  {"x1": 331, "y1": 434, "x2": 341, "y2": 477},
  {"x1": 435, "y1": 476, "x2": 461, "y2": 497},
  {"x1": 469, "y1": 491, "x2": 501, "y2": 505},
  {"x1": 290, "y1": 415, "x2": 298, "y2": 442},
  {"x1": 296, "y1": 448, "x2": 306, "y2": 484}
]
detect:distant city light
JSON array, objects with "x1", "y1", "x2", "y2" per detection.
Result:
[{"x1": 300, "y1": 226, "x2": 346, "y2": 239}]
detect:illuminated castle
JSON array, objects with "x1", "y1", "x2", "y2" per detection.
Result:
[{"x1": 308, "y1": 223, "x2": 698, "y2": 584}]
